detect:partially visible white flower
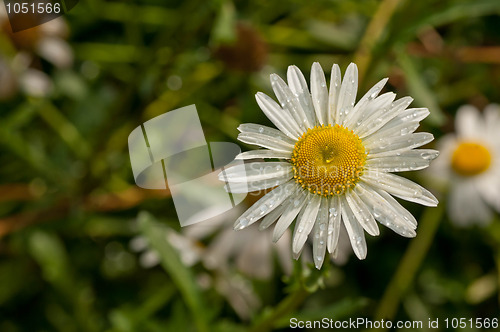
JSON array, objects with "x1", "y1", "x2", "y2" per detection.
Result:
[
  {"x1": 214, "y1": 273, "x2": 261, "y2": 320},
  {"x1": 0, "y1": 54, "x2": 53, "y2": 98},
  {"x1": 170, "y1": 205, "x2": 293, "y2": 280},
  {"x1": 428, "y1": 104, "x2": 500, "y2": 226},
  {"x1": 0, "y1": 6, "x2": 73, "y2": 68},
  {"x1": 130, "y1": 205, "x2": 293, "y2": 279},
  {"x1": 19, "y1": 68, "x2": 53, "y2": 97}
]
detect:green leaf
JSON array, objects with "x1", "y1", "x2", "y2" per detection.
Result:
[
  {"x1": 138, "y1": 212, "x2": 210, "y2": 332},
  {"x1": 396, "y1": 0, "x2": 500, "y2": 43},
  {"x1": 28, "y1": 231, "x2": 71, "y2": 286},
  {"x1": 211, "y1": 0, "x2": 237, "y2": 46},
  {"x1": 396, "y1": 50, "x2": 446, "y2": 126}
]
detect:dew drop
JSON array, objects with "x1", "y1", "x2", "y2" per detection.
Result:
[{"x1": 420, "y1": 151, "x2": 435, "y2": 160}]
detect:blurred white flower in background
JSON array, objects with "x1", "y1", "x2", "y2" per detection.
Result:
[
  {"x1": 0, "y1": 7, "x2": 73, "y2": 99},
  {"x1": 0, "y1": 6, "x2": 73, "y2": 68},
  {"x1": 428, "y1": 104, "x2": 500, "y2": 226},
  {"x1": 130, "y1": 205, "x2": 292, "y2": 319}
]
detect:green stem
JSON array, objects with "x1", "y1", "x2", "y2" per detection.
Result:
[
  {"x1": 249, "y1": 287, "x2": 309, "y2": 332},
  {"x1": 372, "y1": 204, "x2": 444, "y2": 330},
  {"x1": 353, "y1": 0, "x2": 404, "y2": 84}
]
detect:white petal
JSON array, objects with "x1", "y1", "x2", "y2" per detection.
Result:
[
  {"x1": 427, "y1": 133, "x2": 457, "y2": 179},
  {"x1": 362, "y1": 92, "x2": 396, "y2": 120},
  {"x1": 364, "y1": 108, "x2": 429, "y2": 143},
  {"x1": 225, "y1": 175, "x2": 291, "y2": 193},
  {"x1": 456, "y1": 105, "x2": 482, "y2": 140},
  {"x1": 238, "y1": 123, "x2": 296, "y2": 144},
  {"x1": 270, "y1": 74, "x2": 311, "y2": 131},
  {"x1": 235, "y1": 150, "x2": 291, "y2": 160},
  {"x1": 292, "y1": 194, "x2": 321, "y2": 254},
  {"x1": 366, "y1": 132, "x2": 434, "y2": 158},
  {"x1": 345, "y1": 190, "x2": 379, "y2": 236},
  {"x1": 238, "y1": 132, "x2": 295, "y2": 153},
  {"x1": 329, "y1": 64, "x2": 342, "y2": 125},
  {"x1": 287, "y1": 65, "x2": 316, "y2": 126},
  {"x1": 343, "y1": 78, "x2": 388, "y2": 129},
  {"x1": 220, "y1": 162, "x2": 292, "y2": 183},
  {"x1": 234, "y1": 180, "x2": 297, "y2": 230},
  {"x1": 255, "y1": 92, "x2": 302, "y2": 139},
  {"x1": 327, "y1": 195, "x2": 342, "y2": 254},
  {"x1": 310, "y1": 62, "x2": 329, "y2": 125},
  {"x1": 259, "y1": 199, "x2": 287, "y2": 230},
  {"x1": 484, "y1": 104, "x2": 500, "y2": 143},
  {"x1": 350, "y1": 92, "x2": 396, "y2": 130},
  {"x1": 365, "y1": 149, "x2": 439, "y2": 172},
  {"x1": 355, "y1": 183, "x2": 416, "y2": 237},
  {"x1": 340, "y1": 195, "x2": 367, "y2": 260},
  {"x1": 477, "y1": 174, "x2": 500, "y2": 212},
  {"x1": 336, "y1": 63, "x2": 358, "y2": 125},
  {"x1": 362, "y1": 171, "x2": 438, "y2": 206},
  {"x1": 312, "y1": 197, "x2": 329, "y2": 269},
  {"x1": 356, "y1": 97, "x2": 413, "y2": 138},
  {"x1": 273, "y1": 191, "x2": 308, "y2": 242},
  {"x1": 449, "y1": 180, "x2": 492, "y2": 226},
  {"x1": 372, "y1": 186, "x2": 418, "y2": 227}
]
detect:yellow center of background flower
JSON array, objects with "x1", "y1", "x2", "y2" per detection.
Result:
[
  {"x1": 451, "y1": 142, "x2": 491, "y2": 176},
  {"x1": 291, "y1": 124, "x2": 366, "y2": 196}
]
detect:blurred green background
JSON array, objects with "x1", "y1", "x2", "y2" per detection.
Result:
[{"x1": 1, "y1": 0, "x2": 500, "y2": 331}]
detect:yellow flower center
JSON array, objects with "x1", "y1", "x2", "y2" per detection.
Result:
[
  {"x1": 451, "y1": 142, "x2": 491, "y2": 176},
  {"x1": 291, "y1": 124, "x2": 367, "y2": 196}
]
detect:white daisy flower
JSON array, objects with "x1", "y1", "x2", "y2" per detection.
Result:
[
  {"x1": 428, "y1": 104, "x2": 500, "y2": 226},
  {"x1": 220, "y1": 62, "x2": 439, "y2": 269}
]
